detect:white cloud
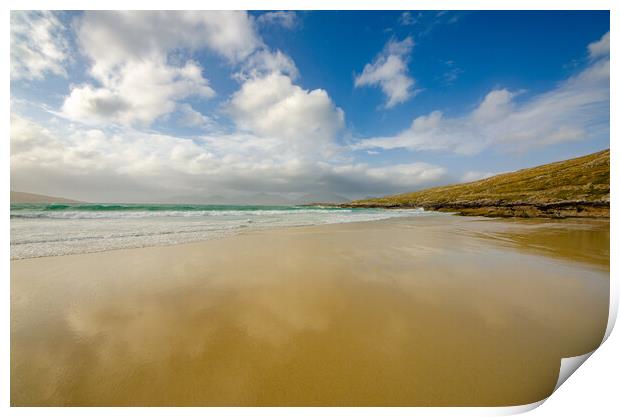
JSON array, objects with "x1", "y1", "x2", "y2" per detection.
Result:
[
  {"x1": 588, "y1": 31, "x2": 609, "y2": 59},
  {"x1": 10, "y1": 113, "x2": 60, "y2": 155},
  {"x1": 235, "y1": 49, "x2": 299, "y2": 81},
  {"x1": 351, "y1": 163, "x2": 446, "y2": 188},
  {"x1": 355, "y1": 37, "x2": 418, "y2": 108},
  {"x1": 11, "y1": 114, "x2": 219, "y2": 200},
  {"x1": 355, "y1": 41, "x2": 609, "y2": 155},
  {"x1": 61, "y1": 11, "x2": 261, "y2": 127},
  {"x1": 471, "y1": 89, "x2": 516, "y2": 122},
  {"x1": 62, "y1": 60, "x2": 214, "y2": 126},
  {"x1": 177, "y1": 104, "x2": 214, "y2": 129},
  {"x1": 11, "y1": 114, "x2": 446, "y2": 201},
  {"x1": 320, "y1": 162, "x2": 447, "y2": 195},
  {"x1": 61, "y1": 86, "x2": 130, "y2": 123},
  {"x1": 76, "y1": 11, "x2": 261, "y2": 72},
  {"x1": 227, "y1": 72, "x2": 345, "y2": 152},
  {"x1": 10, "y1": 11, "x2": 70, "y2": 80},
  {"x1": 257, "y1": 11, "x2": 297, "y2": 29}
]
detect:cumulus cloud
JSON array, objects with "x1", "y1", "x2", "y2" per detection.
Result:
[
  {"x1": 76, "y1": 11, "x2": 261, "y2": 72},
  {"x1": 256, "y1": 11, "x2": 297, "y2": 29},
  {"x1": 227, "y1": 72, "x2": 344, "y2": 152},
  {"x1": 355, "y1": 33, "x2": 609, "y2": 155},
  {"x1": 62, "y1": 60, "x2": 214, "y2": 126},
  {"x1": 10, "y1": 11, "x2": 70, "y2": 80},
  {"x1": 223, "y1": 45, "x2": 343, "y2": 160},
  {"x1": 355, "y1": 37, "x2": 418, "y2": 108},
  {"x1": 61, "y1": 86, "x2": 130, "y2": 123},
  {"x1": 61, "y1": 11, "x2": 261, "y2": 127},
  {"x1": 235, "y1": 49, "x2": 299, "y2": 81}
]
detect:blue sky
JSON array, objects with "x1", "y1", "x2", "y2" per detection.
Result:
[{"x1": 10, "y1": 11, "x2": 610, "y2": 202}]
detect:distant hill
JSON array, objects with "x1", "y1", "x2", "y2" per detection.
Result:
[
  {"x1": 158, "y1": 192, "x2": 294, "y2": 205},
  {"x1": 345, "y1": 149, "x2": 609, "y2": 218},
  {"x1": 160, "y1": 192, "x2": 351, "y2": 205},
  {"x1": 296, "y1": 192, "x2": 350, "y2": 205},
  {"x1": 11, "y1": 191, "x2": 83, "y2": 204},
  {"x1": 247, "y1": 193, "x2": 293, "y2": 205}
]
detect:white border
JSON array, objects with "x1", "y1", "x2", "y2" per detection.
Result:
[
  {"x1": 1, "y1": 0, "x2": 616, "y2": 11},
  {"x1": 2, "y1": 1, "x2": 616, "y2": 416}
]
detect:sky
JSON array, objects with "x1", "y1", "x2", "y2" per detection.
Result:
[{"x1": 10, "y1": 10, "x2": 610, "y2": 202}]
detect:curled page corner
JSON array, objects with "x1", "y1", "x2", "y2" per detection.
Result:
[
  {"x1": 499, "y1": 398, "x2": 547, "y2": 415},
  {"x1": 534, "y1": 283, "x2": 618, "y2": 409},
  {"x1": 603, "y1": 288, "x2": 618, "y2": 343},
  {"x1": 553, "y1": 351, "x2": 595, "y2": 392},
  {"x1": 496, "y1": 274, "x2": 616, "y2": 416},
  {"x1": 493, "y1": 351, "x2": 595, "y2": 416},
  {"x1": 496, "y1": 338, "x2": 608, "y2": 415}
]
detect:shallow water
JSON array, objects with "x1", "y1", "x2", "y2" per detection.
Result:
[
  {"x1": 10, "y1": 203, "x2": 438, "y2": 259},
  {"x1": 11, "y1": 216, "x2": 609, "y2": 406}
]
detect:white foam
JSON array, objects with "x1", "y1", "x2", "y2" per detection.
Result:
[{"x1": 10, "y1": 207, "x2": 442, "y2": 259}]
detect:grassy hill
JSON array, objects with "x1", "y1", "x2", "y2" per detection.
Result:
[{"x1": 345, "y1": 149, "x2": 610, "y2": 218}]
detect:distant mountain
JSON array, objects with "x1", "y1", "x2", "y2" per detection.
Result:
[
  {"x1": 244, "y1": 193, "x2": 293, "y2": 205},
  {"x1": 157, "y1": 194, "x2": 231, "y2": 204},
  {"x1": 159, "y1": 192, "x2": 350, "y2": 205},
  {"x1": 296, "y1": 192, "x2": 351, "y2": 205},
  {"x1": 346, "y1": 149, "x2": 609, "y2": 218},
  {"x1": 11, "y1": 191, "x2": 83, "y2": 203},
  {"x1": 159, "y1": 193, "x2": 293, "y2": 205}
]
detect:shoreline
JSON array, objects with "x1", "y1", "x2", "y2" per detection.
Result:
[
  {"x1": 9, "y1": 210, "x2": 447, "y2": 261},
  {"x1": 10, "y1": 213, "x2": 609, "y2": 262},
  {"x1": 338, "y1": 202, "x2": 610, "y2": 219}
]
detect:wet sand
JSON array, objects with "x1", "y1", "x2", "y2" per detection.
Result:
[{"x1": 10, "y1": 216, "x2": 609, "y2": 406}]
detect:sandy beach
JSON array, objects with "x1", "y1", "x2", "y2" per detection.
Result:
[{"x1": 11, "y1": 215, "x2": 609, "y2": 406}]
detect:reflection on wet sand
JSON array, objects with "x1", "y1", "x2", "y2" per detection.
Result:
[
  {"x1": 11, "y1": 216, "x2": 609, "y2": 406},
  {"x1": 466, "y1": 219, "x2": 609, "y2": 270}
]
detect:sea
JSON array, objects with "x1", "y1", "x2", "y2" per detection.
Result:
[{"x1": 10, "y1": 203, "x2": 441, "y2": 259}]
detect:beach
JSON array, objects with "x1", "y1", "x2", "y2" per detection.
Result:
[{"x1": 10, "y1": 215, "x2": 609, "y2": 406}]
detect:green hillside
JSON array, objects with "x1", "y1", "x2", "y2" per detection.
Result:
[{"x1": 346, "y1": 149, "x2": 610, "y2": 218}]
